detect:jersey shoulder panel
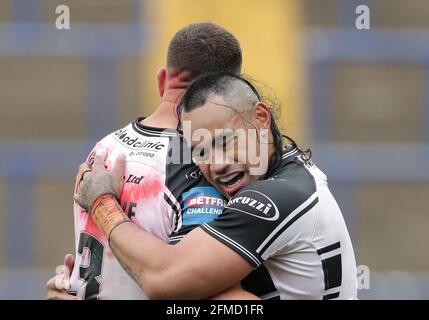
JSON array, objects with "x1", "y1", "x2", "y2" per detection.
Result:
[
  {"x1": 201, "y1": 162, "x2": 319, "y2": 267},
  {"x1": 228, "y1": 164, "x2": 317, "y2": 222}
]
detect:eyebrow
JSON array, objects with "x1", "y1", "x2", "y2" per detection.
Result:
[{"x1": 190, "y1": 130, "x2": 234, "y2": 151}]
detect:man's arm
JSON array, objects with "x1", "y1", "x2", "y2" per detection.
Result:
[
  {"x1": 107, "y1": 213, "x2": 254, "y2": 299},
  {"x1": 210, "y1": 284, "x2": 260, "y2": 300},
  {"x1": 74, "y1": 152, "x2": 256, "y2": 299}
]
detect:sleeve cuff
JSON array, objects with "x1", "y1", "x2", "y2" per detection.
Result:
[{"x1": 199, "y1": 223, "x2": 262, "y2": 268}]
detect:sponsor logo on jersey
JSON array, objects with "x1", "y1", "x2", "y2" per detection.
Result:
[
  {"x1": 227, "y1": 189, "x2": 279, "y2": 221},
  {"x1": 129, "y1": 151, "x2": 155, "y2": 157},
  {"x1": 181, "y1": 187, "x2": 226, "y2": 225},
  {"x1": 187, "y1": 196, "x2": 226, "y2": 208},
  {"x1": 114, "y1": 129, "x2": 165, "y2": 151},
  {"x1": 125, "y1": 174, "x2": 144, "y2": 184},
  {"x1": 185, "y1": 169, "x2": 203, "y2": 180}
]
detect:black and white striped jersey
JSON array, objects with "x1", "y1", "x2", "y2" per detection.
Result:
[{"x1": 200, "y1": 146, "x2": 357, "y2": 300}]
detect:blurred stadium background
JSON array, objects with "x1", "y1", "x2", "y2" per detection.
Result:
[{"x1": 0, "y1": 0, "x2": 428, "y2": 299}]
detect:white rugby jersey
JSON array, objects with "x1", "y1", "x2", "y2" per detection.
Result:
[
  {"x1": 201, "y1": 146, "x2": 358, "y2": 300},
  {"x1": 69, "y1": 118, "x2": 225, "y2": 299}
]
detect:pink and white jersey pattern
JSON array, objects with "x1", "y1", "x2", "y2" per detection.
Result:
[{"x1": 69, "y1": 122, "x2": 177, "y2": 299}]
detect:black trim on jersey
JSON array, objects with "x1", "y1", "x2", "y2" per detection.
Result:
[
  {"x1": 132, "y1": 117, "x2": 179, "y2": 137},
  {"x1": 241, "y1": 264, "x2": 277, "y2": 298},
  {"x1": 323, "y1": 292, "x2": 340, "y2": 300},
  {"x1": 165, "y1": 135, "x2": 193, "y2": 192},
  {"x1": 200, "y1": 151, "x2": 319, "y2": 269},
  {"x1": 168, "y1": 235, "x2": 184, "y2": 244},
  {"x1": 258, "y1": 196, "x2": 319, "y2": 257},
  {"x1": 281, "y1": 145, "x2": 299, "y2": 160},
  {"x1": 201, "y1": 223, "x2": 262, "y2": 267},
  {"x1": 163, "y1": 134, "x2": 195, "y2": 236},
  {"x1": 265, "y1": 143, "x2": 298, "y2": 179},
  {"x1": 317, "y1": 242, "x2": 343, "y2": 291},
  {"x1": 163, "y1": 192, "x2": 180, "y2": 231},
  {"x1": 321, "y1": 254, "x2": 342, "y2": 291},
  {"x1": 317, "y1": 241, "x2": 341, "y2": 255},
  {"x1": 169, "y1": 224, "x2": 201, "y2": 242},
  {"x1": 165, "y1": 133, "x2": 226, "y2": 239}
]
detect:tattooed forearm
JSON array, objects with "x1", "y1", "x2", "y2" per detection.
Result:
[
  {"x1": 101, "y1": 216, "x2": 173, "y2": 298},
  {"x1": 113, "y1": 249, "x2": 144, "y2": 286}
]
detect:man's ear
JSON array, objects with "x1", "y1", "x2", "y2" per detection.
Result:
[
  {"x1": 254, "y1": 102, "x2": 271, "y2": 129},
  {"x1": 156, "y1": 67, "x2": 167, "y2": 97}
]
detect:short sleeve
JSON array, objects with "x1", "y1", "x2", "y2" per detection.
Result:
[{"x1": 200, "y1": 179, "x2": 318, "y2": 267}]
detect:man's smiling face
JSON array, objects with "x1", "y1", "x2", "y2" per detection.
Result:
[{"x1": 182, "y1": 94, "x2": 272, "y2": 199}]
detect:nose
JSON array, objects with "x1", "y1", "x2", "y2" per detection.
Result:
[
  {"x1": 210, "y1": 162, "x2": 230, "y2": 177},
  {"x1": 210, "y1": 149, "x2": 232, "y2": 176}
]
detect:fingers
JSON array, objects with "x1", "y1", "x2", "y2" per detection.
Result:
[
  {"x1": 46, "y1": 255, "x2": 79, "y2": 300},
  {"x1": 54, "y1": 273, "x2": 69, "y2": 291},
  {"x1": 73, "y1": 193, "x2": 79, "y2": 202},
  {"x1": 61, "y1": 254, "x2": 75, "y2": 290},
  {"x1": 54, "y1": 265, "x2": 70, "y2": 290},
  {"x1": 73, "y1": 191, "x2": 87, "y2": 210},
  {"x1": 74, "y1": 150, "x2": 122, "y2": 211},
  {"x1": 47, "y1": 289, "x2": 80, "y2": 300},
  {"x1": 75, "y1": 163, "x2": 91, "y2": 185},
  {"x1": 46, "y1": 276, "x2": 57, "y2": 291},
  {"x1": 111, "y1": 153, "x2": 126, "y2": 179},
  {"x1": 64, "y1": 254, "x2": 75, "y2": 271},
  {"x1": 92, "y1": 150, "x2": 107, "y2": 171},
  {"x1": 46, "y1": 274, "x2": 79, "y2": 300}
]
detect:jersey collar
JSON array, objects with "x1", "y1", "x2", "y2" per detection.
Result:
[{"x1": 132, "y1": 117, "x2": 180, "y2": 137}]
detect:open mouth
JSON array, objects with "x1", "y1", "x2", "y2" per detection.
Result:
[{"x1": 217, "y1": 172, "x2": 245, "y2": 193}]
